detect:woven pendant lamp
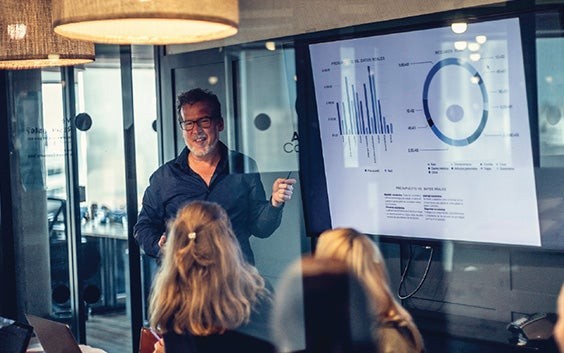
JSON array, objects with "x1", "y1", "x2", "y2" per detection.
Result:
[
  {"x1": 0, "y1": 0, "x2": 94, "y2": 70},
  {"x1": 51, "y1": 0, "x2": 239, "y2": 45}
]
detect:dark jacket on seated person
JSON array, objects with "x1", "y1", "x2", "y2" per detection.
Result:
[
  {"x1": 164, "y1": 330, "x2": 275, "y2": 353},
  {"x1": 164, "y1": 291, "x2": 275, "y2": 353}
]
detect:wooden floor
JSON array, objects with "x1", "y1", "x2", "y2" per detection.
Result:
[{"x1": 85, "y1": 311, "x2": 133, "y2": 353}]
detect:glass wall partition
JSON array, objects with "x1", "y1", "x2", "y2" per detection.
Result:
[
  {"x1": 227, "y1": 42, "x2": 305, "y2": 287},
  {"x1": 160, "y1": 42, "x2": 308, "y2": 291},
  {"x1": 6, "y1": 44, "x2": 157, "y2": 353},
  {"x1": 154, "y1": 42, "x2": 308, "y2": 352},
  {"x1": 73, "y1": 45, "x2": 157, "y2": 353}
]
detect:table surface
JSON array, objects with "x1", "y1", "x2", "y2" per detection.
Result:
[
  {"x1": 27, "y1": 337, "x2": 108, "y2": 353},
  {"x1": 26, "y1": 337, "x2": 43, "y2": 352}
]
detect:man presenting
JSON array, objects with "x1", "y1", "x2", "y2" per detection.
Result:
[{"x1": 134, "y1": 88, "x2": 296, "y2": 264}]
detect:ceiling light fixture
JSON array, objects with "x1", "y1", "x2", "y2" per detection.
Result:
[
  {"x1": 51, "y1": 0, "x2": 239, "y2": 45},
  {"x1": 0, "y1": 0, "x2": 94, "y2": 70}
]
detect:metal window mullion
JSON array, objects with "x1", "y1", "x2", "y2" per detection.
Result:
[
  {"x1": 61, "y1": 66, "x2": 87, "y2": 343},
  {"x1": 119, "y1": 44, "x2": 143, "y2": 353}
]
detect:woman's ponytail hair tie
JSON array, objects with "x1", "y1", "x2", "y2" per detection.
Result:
[{"x1": 188, "y1": 232, "x2": 197, "y2": 240}]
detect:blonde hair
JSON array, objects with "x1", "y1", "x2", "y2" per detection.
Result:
[
  {"x1": 315, "y1": 228, "x2": 424, "y2": 352},
  {"x1": 149, "y1": 201, "x2": 267, "y2": 336},
  {"x1": 555, "y1": 284, "x2": 564, "y2": 353}
]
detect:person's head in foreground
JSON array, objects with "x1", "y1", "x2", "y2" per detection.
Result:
[
  {"x1": 149, "y1": 200, "x2": 267, "y2": 336},
  {"x1": 315, "y1": 228, "x2": 425, "y2": 353},
  {"x1": 272, "y1": 256, "x2": 378, "y2": 353},
  {"x1": 555, "y1": 284, "x2": 564, "y2": 352}
]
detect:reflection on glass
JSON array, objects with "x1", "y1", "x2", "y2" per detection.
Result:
[{"x1": 537, "y1": 37, "x2": 564, "y2": 166}]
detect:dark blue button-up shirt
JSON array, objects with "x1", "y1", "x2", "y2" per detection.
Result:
[{"x1": 134, "y1": 143, "x2": 283, "y2": 264}]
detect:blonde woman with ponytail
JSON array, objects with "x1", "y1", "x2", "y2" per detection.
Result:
[
  {"x1": 315, "y1": 228, "x2": 425, "y2": 353},
  {"x1": 149, "y1": 201, "x2": 274, "y2": 353}
]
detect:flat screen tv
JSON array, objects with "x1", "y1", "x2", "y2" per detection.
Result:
[{"x1": 298, "y1": 16, "x2": 564, "y2": 250}]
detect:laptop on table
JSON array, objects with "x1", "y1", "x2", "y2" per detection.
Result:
[{"x1": 25, "y1": 314, "x2": 82, "y2": 353}]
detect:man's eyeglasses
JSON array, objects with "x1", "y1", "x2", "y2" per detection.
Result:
[{"x1": 179, "y1": 117, "x2": 214, "y2": 131}]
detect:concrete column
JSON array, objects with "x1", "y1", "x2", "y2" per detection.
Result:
[{"x1": 8, "y1": 70, "x2": 51, "y2": 320}]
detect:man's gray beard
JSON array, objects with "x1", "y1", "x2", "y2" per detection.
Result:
[{"x1": 189, "y1": 137, "x2": 219, "y2": 158}]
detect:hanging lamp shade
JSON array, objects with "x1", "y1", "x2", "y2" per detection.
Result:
[
  {"x1": 0, "y1": 0, "x2": 94, "y2": 70},
  {"x1": 51, "y1": 0, "x2": 239, "y2": 45}
]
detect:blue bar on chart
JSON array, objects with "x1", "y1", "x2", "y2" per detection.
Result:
[{"x1": 335, "y1": 66, "x2": 394, "y2": 136}]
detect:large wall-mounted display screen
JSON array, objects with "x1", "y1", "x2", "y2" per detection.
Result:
[{"x1": 303, "y1": 17, "x2": 552, "y2": 247}]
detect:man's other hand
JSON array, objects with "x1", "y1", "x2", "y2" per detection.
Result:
[{"x1": 158, "y1": 234, "x2": 167, "y2": 248}]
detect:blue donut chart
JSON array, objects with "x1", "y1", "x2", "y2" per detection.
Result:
[{"x1": 422, "y1": 58, "x2": 489, "y2": 146}]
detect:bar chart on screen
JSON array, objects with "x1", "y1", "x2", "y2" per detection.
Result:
[
  {"x1": 335, "y1": 67, "x2": 394, "y2": 137},
  {"x1": 330, "y1": 64, "x2": 396, "y2": 165}
]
